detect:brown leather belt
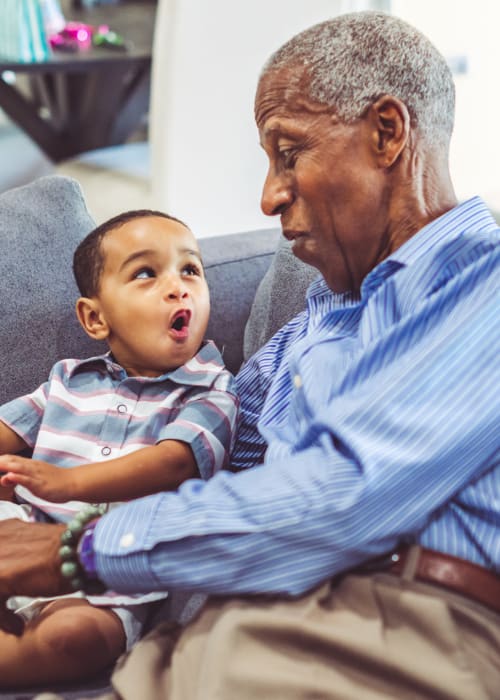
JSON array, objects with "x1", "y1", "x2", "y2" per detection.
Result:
[{"x1": 385, "y1": 546, "x2": 500, "y2": 615}]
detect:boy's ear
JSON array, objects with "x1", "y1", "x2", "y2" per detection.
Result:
[{"x1": 75, "y1": 297, "x2": 110, "y2": 340}]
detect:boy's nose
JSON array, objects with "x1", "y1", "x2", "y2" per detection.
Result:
[{"x1": 164, "y1": 277, "x2": 188, "y2": 300}]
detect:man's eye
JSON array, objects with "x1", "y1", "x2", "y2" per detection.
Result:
[
  {"x1": 182, "y1": 263, "x2": 201, "y2": 277},
  {"x1": 277, "y1": 146, "x2": 297, "y2": 168},
  {"x1": 134, "y1": 267, "x2": 155, "y2": 279}
]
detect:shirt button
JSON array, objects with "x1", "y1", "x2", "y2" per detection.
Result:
[
  {"x1": 293, "y1": 374, "x2": 302, "y2": 389},
  {"x1": 119, "y1": 533, "x2": 135, "y2": 548},
  {"x1": 101, "y1": 446, "x2": 111, "y2": 456},
  {"x1": 117, "y1": 404, "x2": 128, "y2": 414}
]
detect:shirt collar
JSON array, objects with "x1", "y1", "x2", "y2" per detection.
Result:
[
  {"x1": 389, "y1": 196, "x2": 497, "y2": 267},
  {"x1": 360, "y1": 197, "x2": 498, "y2": 298},
  {"x1": 301, "y1": 198, "x2": 497, "y2": 304},
  {"x1": 68, "y1": 340, "x2": 225, "y2": 388},
  {"x1": 306, "y1": 276, "x2": 360, "y2": 309}
]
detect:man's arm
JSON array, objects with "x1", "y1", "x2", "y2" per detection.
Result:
[
  {"x1": 0, "y1": 440, "x2": 198, "y2": 503},
  {"x1": 0, "y1": 518, "x2": 68, "y2": 633}
]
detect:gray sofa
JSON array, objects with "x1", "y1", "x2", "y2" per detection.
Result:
[{"x1": 0, "y1": 175, "x2": 317, "y2": 698}]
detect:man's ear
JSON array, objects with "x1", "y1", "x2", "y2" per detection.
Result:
[
  {"x1": 368, "y1": 95, "x2": 410, "y2": 168},
  {"x1": 75, "y1": 297, "x2": 110, "y2": 340}
]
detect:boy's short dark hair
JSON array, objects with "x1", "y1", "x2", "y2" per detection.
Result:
[{"x1": 73, "y1": 209, "x2": 188, "y2": 297}]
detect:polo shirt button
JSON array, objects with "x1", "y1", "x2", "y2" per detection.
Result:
[
  {"x1": 293, "y1": 374, "x2": 302, "y2": 389},
  {"x1": 101, "y1": 446, "x2": 111, "y2": 456},
  {"x1": 117, "y1": 404, "x2": 128, "y2": 414},
  {"x1": 120, "y1": 533, "x2": 135, "y2": 548}
]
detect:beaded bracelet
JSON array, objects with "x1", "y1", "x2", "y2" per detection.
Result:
[{"x1": 59, "y1": 504, "x2": 107, "y2": 595}]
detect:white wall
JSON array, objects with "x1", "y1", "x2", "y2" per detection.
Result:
[
  {"x1": 391, "y1": 0, "x2": 500, "y2": 211},
  {"x1": 152, "y1": 0, "x2": 500, "y2": 237},
  {"x1": 150, "y1": 0, "x2": 377, "y2": 238}
]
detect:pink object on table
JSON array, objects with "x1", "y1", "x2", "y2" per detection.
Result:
[{"x1": 49, "y1": 21, "x2": 98, "y2": 51}]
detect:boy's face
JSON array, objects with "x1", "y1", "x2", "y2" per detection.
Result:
[{"x1": 89, "y1": 216, "x2": 210, "y2": 377}]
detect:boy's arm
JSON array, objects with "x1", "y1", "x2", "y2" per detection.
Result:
[
  {"x1": 0, "y1": 421, "x2": 29, "y2": 501},
  {"x1": 0, "y1": 421, "x2": 29, "y2": 455},
  {"x1": 0, "y1": 440, "x2": 198, "y2": 503}
]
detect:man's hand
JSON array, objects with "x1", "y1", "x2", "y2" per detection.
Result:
[
  {"x1": 0, "y1": 454, "x2": 75, "y2": 502},
  {"x1": 0, "y1": 518, "x2": 69, "y2": 634}
]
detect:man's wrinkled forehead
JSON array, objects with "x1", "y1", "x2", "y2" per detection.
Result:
[
  {"x1": 255, "y1": 66, "x2": 306, "y2": 124},
  {"x1": 255, "y1": 65, "x2": 333, "y2": 128}
]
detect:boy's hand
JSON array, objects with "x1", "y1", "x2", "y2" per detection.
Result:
[
  {"x1": 0, "y1": 455, "x2": 75, "y2": 502},
  {"x1": 0, "y1": 480, "x2": 15, "y2": 502}
]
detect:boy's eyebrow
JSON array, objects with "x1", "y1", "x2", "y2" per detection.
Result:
[
  {"x1": 181, "y1": 248, "x2": 203, "y2": 262},
  {"x1": 119, "y1": 249, "x2": 155, "y2": 272},
  {"x1": 119, "y1": 247, "x2": 203, "y2": 272}
]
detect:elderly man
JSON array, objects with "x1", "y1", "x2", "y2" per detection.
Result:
[{"x1": 1, "y1": 11, "x2": 499, "y2": 699}]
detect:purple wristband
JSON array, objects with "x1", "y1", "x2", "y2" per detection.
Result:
[{"x1": 77, "y1": 519, "x2": 100, "y2": 579}]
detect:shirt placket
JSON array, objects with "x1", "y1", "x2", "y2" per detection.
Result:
[{"x1": 97, "y1": 377, "x2": 139, "y2": 460}]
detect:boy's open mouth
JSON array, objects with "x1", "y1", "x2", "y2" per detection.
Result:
[{"x1": 170, "y1": 309, "x2": 191, "y2": 333}]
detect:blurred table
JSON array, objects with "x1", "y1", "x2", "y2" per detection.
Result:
[{"x1": 0, "y1": 0, "x2": 156, "y2": 162}]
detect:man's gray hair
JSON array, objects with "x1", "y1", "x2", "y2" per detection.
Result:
[{"x1": 263, "y1": 11, "x2": 455, "y2": 149}]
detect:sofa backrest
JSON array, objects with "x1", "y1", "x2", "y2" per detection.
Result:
[
  {"x1": 200, "y1": 228, "x2": 281, "y2": 373},
  {"x1": 0, "y1": 176, "x2": 288, "y2": 404},
  {"x1": 0, "y1": 176, "x2": 98, "y2": 404}
]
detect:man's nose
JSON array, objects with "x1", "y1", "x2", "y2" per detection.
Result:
[{"x1": 260, "y1": 170, "x2": 294, "y2": 216}]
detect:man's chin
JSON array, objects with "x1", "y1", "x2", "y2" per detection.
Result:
[{"x1": 290, "y1": 238, "x2": 320, "y2": 270}]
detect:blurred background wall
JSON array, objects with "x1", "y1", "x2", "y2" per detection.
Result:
[{"x1": 2, "y1": 0, "x2": 499, "y2": 236}]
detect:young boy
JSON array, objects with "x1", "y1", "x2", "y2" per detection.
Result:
[{"x1": 0, "y1": 209, "x2": 238, "y2": 687}]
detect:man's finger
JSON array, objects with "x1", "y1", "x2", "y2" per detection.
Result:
[{"x1": 0, "y1": 602, "x2": 24, "y2": 636}]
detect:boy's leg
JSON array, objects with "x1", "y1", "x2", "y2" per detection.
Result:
[{"x1": 0, "y1": 598, "x2": 126, "y2": 688}]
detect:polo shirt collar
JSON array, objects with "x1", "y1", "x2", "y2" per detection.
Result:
[{"x1": 68, "y1": 340, "x2": 225, "y2": 388}]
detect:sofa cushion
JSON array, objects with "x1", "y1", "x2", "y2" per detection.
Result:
[
  {"x1": 200, "y1": 227, "x2": 280, "y2": 374},
  {"x1": 243, "y1": 237, "x2": 318, "y2": 360},
  {"x1": 0, "y1": 175, "x2": 99, "y2": 404}
]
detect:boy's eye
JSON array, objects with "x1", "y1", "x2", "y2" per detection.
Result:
[
  {"x1": 182, "y1": 263, "x2": 201, "y2": 277},
  {"x1": 133, "y1": 267, "x2": 155, "y2": 280}
]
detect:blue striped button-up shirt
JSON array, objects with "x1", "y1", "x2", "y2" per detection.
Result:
[{"x1": 94, "y1": 197, "x2": 499, "y2": 597}]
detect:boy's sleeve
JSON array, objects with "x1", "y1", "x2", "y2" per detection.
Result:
[
  {"x1": 157, "y1": 370, "x2": 239, "y2": 480},
  {"x1": 0, "y1": 381, "x2": 49, "y2": 448}
]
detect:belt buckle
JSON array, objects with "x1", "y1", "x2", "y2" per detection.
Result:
[{"x1": 356, "y1": 550, "x2": 404, "y2": 574}]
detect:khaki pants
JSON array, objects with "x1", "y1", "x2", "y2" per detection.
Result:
[{"x1": 60, "y1": 571, "x2": 500, "y2": 700}]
